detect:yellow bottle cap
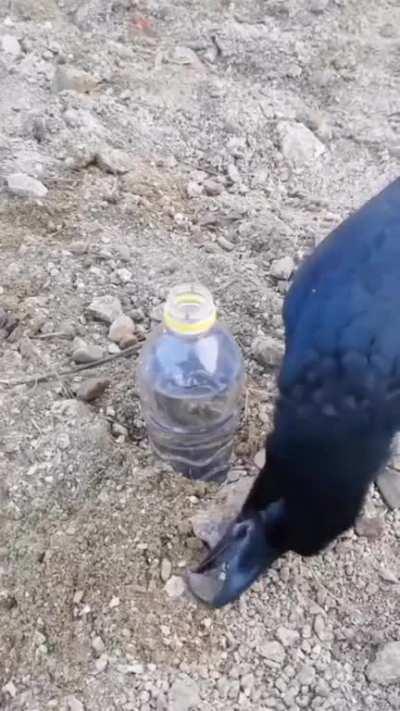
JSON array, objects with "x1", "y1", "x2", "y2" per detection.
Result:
[{"x1": 163, "y1": 283, "x2": 217, "y2": 335}]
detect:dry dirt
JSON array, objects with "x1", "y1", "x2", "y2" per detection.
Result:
[{"x1": 1, "y1": 1, "x2": 400, "y2": 710}]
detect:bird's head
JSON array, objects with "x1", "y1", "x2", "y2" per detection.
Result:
[{"x1": 187, "y1": 497, "x2": 287, "y2": 608}]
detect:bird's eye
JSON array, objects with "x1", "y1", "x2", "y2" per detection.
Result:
[{"x1": 233, "y1": 521, "x2": 251, "y2": 542}]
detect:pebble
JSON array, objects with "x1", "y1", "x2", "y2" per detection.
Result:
[
  {"x1": 254, "y1": 449, "x2": 266, "y2": 469},
  {"x1": 217, "y1": 236, "x2": 235, "y2": 252},
  {"x1": 297, "y1": 664, "x2": 316, "y2": 686},
  {"x1": 7, "y1": 173, "x2": 48, "y2": 199},
  {"x1": 309, "y1": 0, "x2": 329, "y2": 13},
  {"x1": 87, "y1": 296, "x2": 123, "y2": 325},
  {"x1": 115, "y1": 267, "x2": 132, "y2": 284},
  {"x1": 252, "y1": 335, "x2": 284, "y2": 369},
  {"x1": 66, "y1": 697, "x2": 85, "y2": 711},
  {"x1": 376, "y1": 467, "x2": 400, "y2": 509},
  {"x1": 366, "y1": 641, "x2": 400, "y2": 685},
  {"x1": 278, "y1": 122, "x2": 325, "y2": 168},
  {"x1": 53, "y1": 65, "x2": 98, "y2": 93},
  {"x1": 72, "y1": 338, "x2": 104, "y2": 364},
  {"x1": 313, "y1": 615, "x2": 326, "y2": 641},
  {"x1": 354, "y1": 516, "x2": 384, "y2": 540},
  {"x1": 258, "y1": 640, "x2": 286, "y2": 666},
  {"x1": 227, "y1": 163, "x2": 240, "y2": 183},
  {"x1": 160, "y1": 558, "x2": 172, "y2": 582},
  {"x1": 379, "y1": 566, "x2": 398, "y2": 583},
  {"x1": 78, "y1": 378, "x2": 110, "y2": 403},
  {"x1": 109, "y1": 314, "x2": 135, "y2": 344},
  {"x1": 109, "y1": 596, "x2": 120, "y2": 608},
  {"x1": 2, "y1": 680, "x2": 17, "y2": 698},
  {"x1": 95, "y1": 654, "x2": 108, "y2": 673},
  {"x1": 187, "y1": 181, "x2": 203, "y2": 198},
  {"x1": 203, "y1": 178, "x2": 223, "y2": 196},
  {"x1": 91, "y1": 635, "x2": 106, "y2": 655},
  {"x1": 95, "y1": 146, "x2": 131, "y2": 175},
  {"x1": 270, "y1": 256, "x2": 295, "y2": 281},
  {"x1": 276, "y1": 626, "x2": 300, "y2": 648},
  {"x1": 169, "y1": 675, "x2": 200, "y2": 711},
  {"x1": 165, "y1": 575, "x2": 186, "y2": 598},
  {"x1": 1, "y1": 34, "x2": 21, "y2": 57}
]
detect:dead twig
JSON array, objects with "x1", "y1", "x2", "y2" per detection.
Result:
[{"x1": 0, "y1": 344, "x2": 141, "y2": 388}]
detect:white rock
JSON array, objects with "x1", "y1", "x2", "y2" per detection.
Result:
[
  {"x1": 1, "y1": 34, "x2": 21, "y2": 57},
  {"x1": 276, "y1": 626, "x2": 300, "y2": 648},
  {"x1": 187, "y1": 181, "x2": 203, "y2": 198},
  {"x1": 258, "y1": 640, "x2": 285, "y2": 665},
  {"x1": 165, "y1": 575, "x2": 186, "y2": 598},
  {"x1": 297, "y1": 664, "x2": 316, "y2": 685},
  {"x1": 95, "y1": 654, "x2": 108, "y2": 673},
  {"x1": 2, "y1": 681, "x2": 17, "y2": 698},
  {"x1": 169, "y1": 675, "x2": 200, "y2": 711},
  {"x1": 96, "y1": 146, "x2": 131, "y2": 175},
  {"x1": 366, "y1": 642, "x2": 400, "y2": 685},
  {"x1": 270, "y1": 256, "x2": 295, "y2": 280},
  {"x1": 254, "y1": 449, "x2": 266, "y2": 470},
  {"x1": 91, "y1": 635, "x2": 106, "y2": 655},
  {"x1": 7, "y1": 173, "x2": 47, "y2": 199},
  {"x1": 278, "y1": 122, "x2": 325, "y2": 168},
  {"x1": 66, "y1": 696, "x2": 85, "y2": 711},
  {"x1": 160, "y1": 558, "x2": 172, "y2": 582},
  {"x1": 53, "y1": 65, "x2": 98, "y2": 93},
  {"x1": 109, "y1": 314, "x2": 135, "y2": 344},
  {"x1": 116, "y1": 267, "x2": 132, "y2": 284},
  {"x1": 87, "y1": 296, "x2": 123, "y2": 324}
]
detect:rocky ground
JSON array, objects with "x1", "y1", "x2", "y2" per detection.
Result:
[{"x1": 1, "y1": 0, "x2": 400, "y2": 709}]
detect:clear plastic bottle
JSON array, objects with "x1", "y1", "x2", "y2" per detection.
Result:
[{"x1": 137, "y1": 283, "x2": 245, "y2": 482}]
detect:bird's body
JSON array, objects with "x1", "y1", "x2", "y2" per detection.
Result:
[{"x1": 188, "y1": 177, "x2": 400, "y2": 607}]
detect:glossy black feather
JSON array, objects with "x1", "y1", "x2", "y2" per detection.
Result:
[{"x1": 246, "y1": 178, "x2": 400, "y2": 556}]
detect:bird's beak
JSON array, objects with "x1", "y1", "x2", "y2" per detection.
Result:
[{"x1": 187, "y1": 512, "x2": 280, "y2": 608}]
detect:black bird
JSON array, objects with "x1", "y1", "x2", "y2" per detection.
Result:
[{"x1": 187, "y1": 177, "x2": 400, "y2": 607}]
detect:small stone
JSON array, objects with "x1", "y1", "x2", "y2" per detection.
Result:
[
  {"x1": 278, "y1": 122, "x2": 325, "y2": 168},
  {"x1": 217, "y1": 236, "x2": 235, "y2": 252},
  {"x1": 203, "y1": 179, "x2": 223, "y2": 197},
  {"x1": 1, "y1": 34, "x2": 21, "y2": 57},
  {"x1": 2, "y1": 681, "x2": 17, "y2": 698},
  {"x1": 160, "y1": 558, "x2": 172, "y2": 582},
  {"x1": 120, "y1": 333, "x2": 137, "y2": 349},
  {"x1": 92, "y1": 636, "x2": 106, "y2": 655},
  {"x1": 186, "y1": 181, "x2": 203, "y2": 198},
  {"x1": 95, "y1": 147, "x2": 131, "y2": 175},
  {"x1": 366, "y1": 641, "x2": 400, "y2": 685},
  {"x1": 108, "y1": 343, "x2": 120, "y2": 355},
  {"x1": 309, "y1": 0, "x2": 329, "y2": 13},
  {"x1": 72, "y1": 338, "x2": 104, "y2": 364},
  {"x1": 117, "y1": 663, "x2": 144, "y2": 675},
  {"x1": 112, "y1": 422, "x2": 128, "y2": 438},
  {"x1": 87, "y1": 296, "x2": 123, "y2": 324},
  {"x1": 254, "y1": 449, "x2": 266, "y2": 469},
  {"x1": 376, "y1": 468, "x2": 400, "y2": 509},
  {"x1": 313, "y1": 615, "x2": 325, "y2": 641},
  {"x1": 7, "y1": 173, "x2": 47, "y2": 199},
  {"x1": 252, "y1": 335, "x2": 284, "y2": 369},
  {"x1": 115, "y1": 267, "x2": 132, "y2": 284},
  {"x1": 66, "y1": 697, "x2": 85, "y2": 711},
  {"x1": 53, "y1": 65, "x2": 98, "y2": 93},
  {"x1": 379, "y1": 567, "x2": 398, "y2": 583},
  {"x1": 297, "y1": 665, "x2": 316, "y2": 686},
  {"x1": 276, "y1": 626, "x2": 300, "y2": 648},
  {"x1": 109, "y1": 596, "x2": 120, "y2": 608},
  {"x1": 95, "y1": 654, "x2": 108, "y2": 673},
  {"x1": 258, "y1": 640, "x2": 285, "y2": 666},
  {"x1": 78, "y1": 378, "x2": 110, "y2": 403},
  {"x1": 227, "y1": 163, "x2": 240, "y2": 183},
  {"x1": 165, "y1": 575, "x2": 186, "y2": 598},
  {"x1": 355, "y1": 517, "x2": 384, "y2": 540},
  {"x1": 270, "y1": 256, "x2": 295, "y2": 280},
  {"x1": 169, "y1": 675, "x2": 200, "y2": 711},
  {"x1": 109, "y1": 314, "x2": 135, "y2": 344}
]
